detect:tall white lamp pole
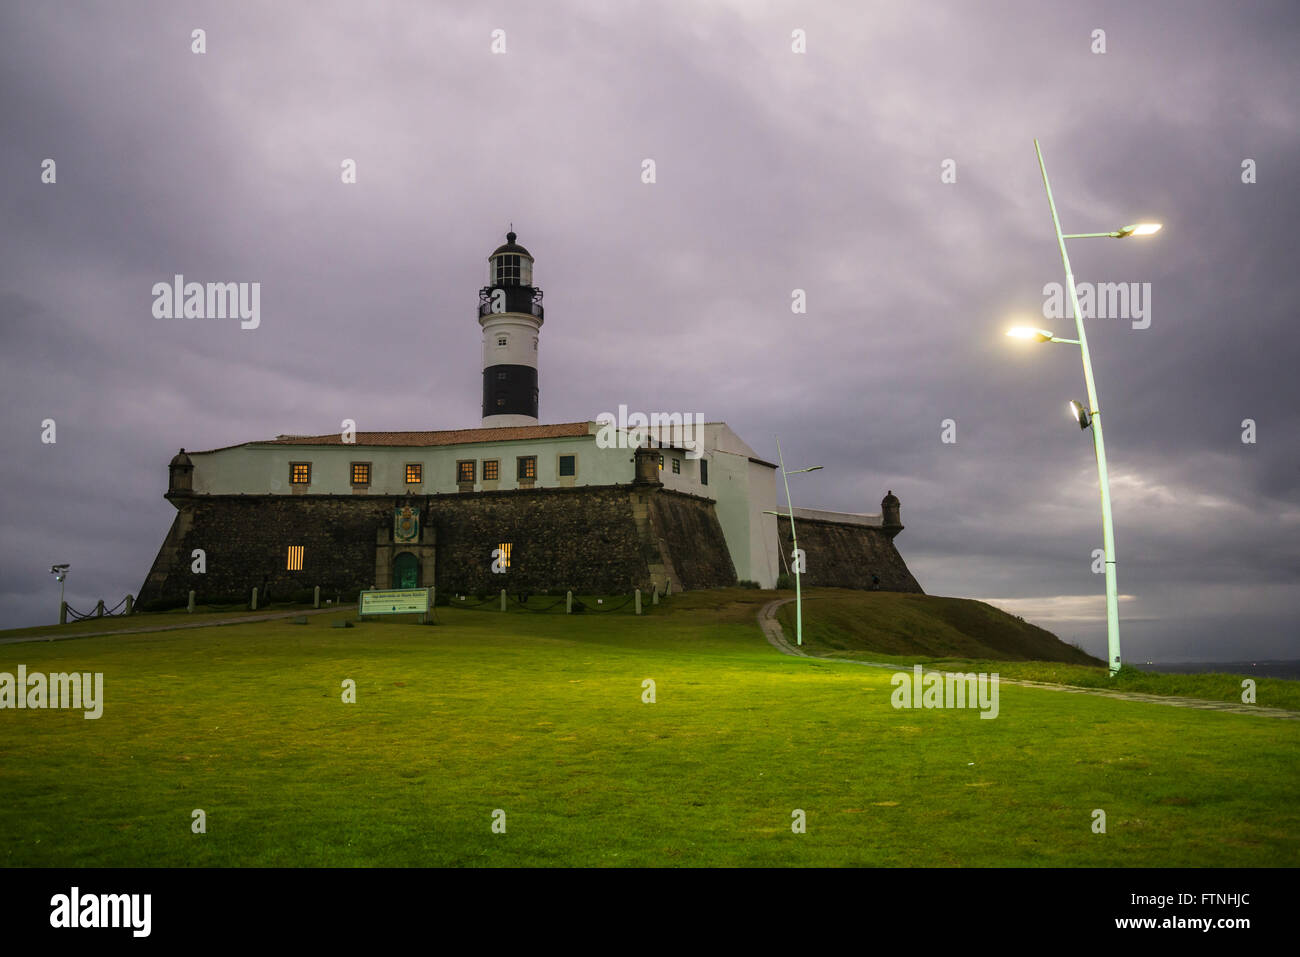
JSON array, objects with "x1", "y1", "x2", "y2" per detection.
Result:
[{"x1": 1006, "y1": 139, "x2": 1162, "y2": 675}]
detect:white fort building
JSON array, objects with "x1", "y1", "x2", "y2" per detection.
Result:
[{"x1": 140, "y1": 232, "x2": 919, "y2": 604}]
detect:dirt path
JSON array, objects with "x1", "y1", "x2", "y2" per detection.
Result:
[
  {"x1": 757, "y1": 598, "x2": 1299, "y2": 720},
  {"x1": 0, "y1": 605, "x2": 354, "y2": 646}
]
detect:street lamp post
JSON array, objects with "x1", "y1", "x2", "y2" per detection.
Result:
[
  {"x1": 1006, "y1": 139, "x2": 1162, "y2": 676},
  {"x1": 762, "y1": 437, "x2": 822, "y2": 646}
]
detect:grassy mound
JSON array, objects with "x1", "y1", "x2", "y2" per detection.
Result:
[{"x1": 774, "y1": 589, "x2": 1101, "y2": 665}]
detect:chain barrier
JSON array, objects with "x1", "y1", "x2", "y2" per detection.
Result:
[
  {"x1": 505, "y1": 595, "x2": 569, "y2": 613},
  {"x1": 445, "y1": 592, "x2": 647, "y2": 614},
  {"x1": 447, "y1": 594, "x2": 502, "y2": 609},
  {"x1": 64, "y1": 597, "x2": 132, "y2": 621}
]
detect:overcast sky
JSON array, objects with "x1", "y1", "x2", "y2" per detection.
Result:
[{"x1": 2, "y1": 0, "x2": 1296, "y2": 661}]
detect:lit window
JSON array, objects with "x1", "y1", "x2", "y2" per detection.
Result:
[
  {"x1": 406, "y1": 464, "x2": 423, "y2": 484},
  {"x1": 497, "y1": 336, "x2": 508, "y2": 346},
  {"x1": 496, "y1": 542, "x2": 512, "y2": 569},
  {"x1": 457, "y1": 460, "x2": 476, "y2": 483},
  {"x1": 700, "y1": 459, "x2": 708, "y2": 485},
  {"x1": 351, "y1": 462, "x2": 371, "y2": 486},
  {"x1": 484, "y1": 460, "x2": 499, "y2": 481},
  {"x1": 290, "y1": 462, "x2": 311, "y2": 485},
  {"x1": 517, "y1": 456, "x2": 536, "y2": 480},
  {"x1": 672, "y1": 458, "x2": 680, "y2": 474},
  {"x1": 559, "y1": 454, "x2": 576, "y2": 477},
  {"x1": 287, "y1": 545, "x2": 304, "y2": 571}
]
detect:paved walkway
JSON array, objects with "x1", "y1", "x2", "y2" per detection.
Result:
[
  {"x1": 0, "y1": 605, "x2": 354, "y2": 646},
  {"x1": 757, "y1": 598, "x2": 1299, "y2": 720}
]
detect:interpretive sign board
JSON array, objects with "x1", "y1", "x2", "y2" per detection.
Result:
[{"x1": 358, "y1": 587, "x2": 433, "y2": 624}]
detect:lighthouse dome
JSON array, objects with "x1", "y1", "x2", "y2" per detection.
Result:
[{"x1": 490, "y1": 231, "x2": 533, "y2": 259}]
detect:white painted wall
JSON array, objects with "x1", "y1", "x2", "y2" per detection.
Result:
[
  {"x1": 747, "y1": 458, "x2": 781, "y2": 586},
  {"x1": 190, "y1": 434, "x2": 633, "y2": 496},
  {"x1": 790, "y1": 506, "x2": 883, "y2": 526},
  {"x1": 677, "y1": 424, "x2": 777, "y2": 586},
  {"x1": 479, "y1": 314, "x2": 540, "y2": 371}
]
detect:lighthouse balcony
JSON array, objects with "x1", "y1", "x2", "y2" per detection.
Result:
[{"x1": 478, "y1": 286, "x2": 544, "y2": 319}]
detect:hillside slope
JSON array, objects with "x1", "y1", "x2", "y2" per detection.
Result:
[{"x1": 774, "y1": 589, "x2": 1102, "y2": 665}]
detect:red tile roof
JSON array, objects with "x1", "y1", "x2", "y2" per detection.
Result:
[
  {"x1": 190, "y1": 422, "x2": 593, "y2": 453},
  {"x1": 263, "y1": 422, "x2": 592, "y2": 447}
]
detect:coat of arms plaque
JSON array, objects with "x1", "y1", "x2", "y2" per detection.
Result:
[{"x1": 394, "y1": 505, "x2": 419, "y2": 543}]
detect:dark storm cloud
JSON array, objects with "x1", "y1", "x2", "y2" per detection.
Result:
[{"x1": 1, "y1": 0, "x2": 1296, "y2": 661}]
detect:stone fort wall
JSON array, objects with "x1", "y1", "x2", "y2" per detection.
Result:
[
  {"x1": 137, "y1": 485, "x2": 737, "y2": 606},
  {"x1": 775, "y1": 515, "x2": 923, "y2": 593}
]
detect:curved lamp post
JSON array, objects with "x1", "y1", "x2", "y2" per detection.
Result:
[
  {"x1": 1006, "y1": 139, "x2": 1162, "y2": 676},
  {"x1": 762, "y1": 437, "x2": 822, "y2": 646}
]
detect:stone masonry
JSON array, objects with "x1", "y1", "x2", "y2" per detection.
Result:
[
  {"x1": 776, "y1": 514, "x2": 923, "y2": 592},
  {"x1": 137, "y1": 484, "x2": 736, "y2": 606}
]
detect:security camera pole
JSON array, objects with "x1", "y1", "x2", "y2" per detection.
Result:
[
  {"x1": 50, "y1": 563, "x2": 70, "y2": 619},
  {"x1": 1008, "y1": 139, "x2": 1162, "y2": 676}
]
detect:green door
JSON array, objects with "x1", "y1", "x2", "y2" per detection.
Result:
[{"x1": 393, "y1": 552, "x2": 419, "y2": 589}]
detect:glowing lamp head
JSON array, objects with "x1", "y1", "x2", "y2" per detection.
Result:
[
  {"x1": 1007, "y1": 327, "x2": 1054, "y2": 342},
  {"x1": 1118, "y1": 222, "x2": 1162, "y2": 238}
]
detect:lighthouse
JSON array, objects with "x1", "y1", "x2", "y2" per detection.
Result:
[{"x1": 479, "y1": 230, "x2": 543, "y2": 426}]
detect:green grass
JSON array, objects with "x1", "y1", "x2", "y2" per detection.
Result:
[
  {"x1": 778, "y1": 590, "x2": 1300, "y2": 711},
  {"x1": 3, "y1": 592, "x2": 642, "y2": 641},
  {"x1": 0, "y1": 605, "x2": 321, "y2": 639},
  {"x1": 0, "y1": 588, "x2": 1296, "y2": 866}
]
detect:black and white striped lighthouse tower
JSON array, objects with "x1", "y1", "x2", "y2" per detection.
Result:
[{"x1": 479, "y1": 230, "x2": 544, "y2": 427}]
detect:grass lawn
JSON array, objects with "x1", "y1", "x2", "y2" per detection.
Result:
[
  {"x1": 777, "y1": 592, "x2": 1300, "y2": 711},
  {"x1": 1, "y1": 588, "x2": 1296, "y2": 866},
  {"x1": 0, "y1": 605, "x2": 325, "y2": 640}
]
